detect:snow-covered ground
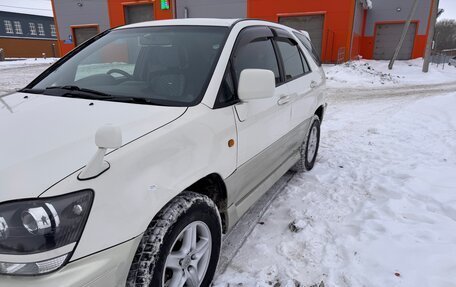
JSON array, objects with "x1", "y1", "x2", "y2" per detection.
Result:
[
  {"x1": 215, "y1": 60, "x2": 456, "y2": 287},
  {"x1": 325, "y1": 58, "x2": 456, "y2": 88},
  {"x1": 216, "y1": 90, "x2": 456, "y2": 287},
  {"x1": 2, "y1": 58, "x2": 456, "y2": 287},
  {"x1": 0, "y1": 58, "x2": 57, "y2": 95}
]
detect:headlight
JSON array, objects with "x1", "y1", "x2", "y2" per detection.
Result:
[{"x1": 0, "y1": 190, "x2": 93, "y2": 275}]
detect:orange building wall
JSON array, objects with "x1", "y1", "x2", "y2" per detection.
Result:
[
  {"x1": 247, "y1": 0, "x2": 356, "y2": 63},
  {"x1": 0, "y1": 38, "x2": 60, "y2": 58}
]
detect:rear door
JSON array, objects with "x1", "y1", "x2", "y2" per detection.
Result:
[{"x1": 273, "y1": 30, "x2": 320, "y2": 130}]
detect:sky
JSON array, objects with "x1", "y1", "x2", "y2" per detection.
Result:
[
  {"x1": 0, "y1": 0, "x2": 454, "y2": 21},
  {"x1": 0, "y1": 0, "x2": 53, "y2": 17},
  {"x1": 439, "y1": 0, "x2": 456, "y2": 20}
]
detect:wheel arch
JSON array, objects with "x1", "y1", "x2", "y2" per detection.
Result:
[
  {"x1": 184, "y1": 173, "x2": 229, "y2": 233},
  {"x1": 315, "y1": 105, "x2": 325, "y2": 121}
]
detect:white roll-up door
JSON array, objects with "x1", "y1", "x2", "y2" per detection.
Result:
[{"x1": 374, "y1": 23, "x2": 417, "y2": 60}]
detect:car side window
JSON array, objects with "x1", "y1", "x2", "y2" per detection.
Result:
[
  {"x1": 293, "y1": 32, "x2": 322, "y2": 67},
  {"x1": 276, "y1": 39, "x2": 305, "y2": 81},
  {"x1": 232, "y1": 38, "x2": 281, "y2": 85}
]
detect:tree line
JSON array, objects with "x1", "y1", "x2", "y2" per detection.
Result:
[{"x1": 435, "y1": 19, "x2": 456, "y2": 52}]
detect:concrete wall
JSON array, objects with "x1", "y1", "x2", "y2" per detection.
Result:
[
  {"x1": 52, "y1": 0, "x2": 110, "y2": 54},
  {"x1": 175, "y1": 0, "x2": 246, "y2": 19}
]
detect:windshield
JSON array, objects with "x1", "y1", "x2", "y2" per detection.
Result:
[{"x1": 26, "y1": 26, "x2": 229, "y2": 106}]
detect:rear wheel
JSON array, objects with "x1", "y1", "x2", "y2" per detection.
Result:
[
  {"x1": 293, "y1": 115, "x2": 321, "y2": 172},
  {"x1": 126, "y1": 191, "x2": 222, "y2": 287}
]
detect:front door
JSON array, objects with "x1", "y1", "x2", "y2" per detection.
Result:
[{"x1": 229, "y1": 26, "x2": 293, "y2": 214}]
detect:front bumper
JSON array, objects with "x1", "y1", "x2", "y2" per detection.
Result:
[{"x1": 0, "y1": 236, "x2": 141, "y2": 287}]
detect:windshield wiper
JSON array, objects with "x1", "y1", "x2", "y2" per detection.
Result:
[
  {"x1": 45, "y1": 85, "x2": 162, "y2": 105},
  {"x1": 23, "y1": 85, "x2": 168, "y2": 106},
  {"x1": 45, "y1": 85, "x2": 112, "y2": 98}
]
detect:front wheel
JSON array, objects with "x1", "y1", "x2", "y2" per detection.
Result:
[
  {"x1": 126, "y1": 191, "x2": 222, "y2": 287},
  {"x1": 292, "y1": 115, "x2": 321, "y2": 172}
]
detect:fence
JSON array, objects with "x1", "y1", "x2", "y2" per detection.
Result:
[{"x1": 431, "y1": 48, "x2": 456, "y2": 70}]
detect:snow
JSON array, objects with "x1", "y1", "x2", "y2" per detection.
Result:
[
  {"x1": 0, "y1": 58, "x2": 57, "y2": 70},
  {"x1": 0, "y1": 58, "x2": 57, "y2": 95},
  {"x1": 215, "y1": 61, "x2": 456, "y2": 286},
  {"x1": 216, "y1": 94, "x2": 456, "y2": 286},
  {"x1": 1, "y1": 57, "x2": 456, "y2": 287},
  {"x1": 325, "y1": 58, "x2": 456, "y2": 88},
  {"x1": 0, "y1": 0, "x2": 53, "y2": 17}
]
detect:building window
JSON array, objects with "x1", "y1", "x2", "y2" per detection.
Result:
[
  {"x1": 4, "y1": 20, "x2": 13, "y2": 34},
  {"x1": 13, "y1": 21, "x2": 23, "y2": 34},
  {"x1": 37, "y1": 23, "x2": 45, "y2": 36},
  {"x1": 50, "y1": 24, "x2": 56, "y2": 37},
  {"x1": 29, "y1": 23, "x2": 37, "y2": 35}
]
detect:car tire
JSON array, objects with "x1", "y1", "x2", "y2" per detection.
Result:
[
  {"x1": 126, "y1": 191, "x2": 222, "y2": 287},
  {"x1": 292, "y1": 115, "x2": 321, "y2": 172}
]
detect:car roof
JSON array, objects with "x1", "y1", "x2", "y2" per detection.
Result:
[
  {"x1": 115, "y1": 18, "x2": 309, "y2": 42},
  {"x1": 116, "y1": 18, "x2": 241, "y2": 29}
]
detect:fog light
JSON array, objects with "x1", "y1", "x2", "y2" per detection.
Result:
[
  {"x1": 21, "y1": 203, "x2": 60, "y2": 235},
  {"x1": 0, "y1": 217, "x2": 8, "y2": 240}
]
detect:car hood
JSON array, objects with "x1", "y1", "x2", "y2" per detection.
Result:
[{"x1": 0, "y1": 93, "x2": 187, "y2": 202}]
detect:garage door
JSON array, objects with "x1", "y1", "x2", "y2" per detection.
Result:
[
  {"x1": 73, "y1": 26, "x2": 98, "y2": 46},
  {"x1": 279, "y1": 15, "x2": 324, "y2": 57},
  {"x1": 124, "y1": 4, "x2": 154, "y2": 24},
  {"x1": 374, "y1": 23, "x2": 416, "y2": 60},
  {"x1": 175, "y1": 0, "x2": 246, "y2": 19}
]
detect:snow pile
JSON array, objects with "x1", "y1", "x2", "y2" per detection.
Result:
[
  {"x1": 325, "y1": 58, "x2": 456, "y2": 88},
  {"x1": 216, "y1": 91, "x2": 456, "y2": 287}
]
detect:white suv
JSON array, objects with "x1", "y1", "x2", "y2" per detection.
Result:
[{"x1": 0, "y1": 19, "x2": 326, "y2": 286}]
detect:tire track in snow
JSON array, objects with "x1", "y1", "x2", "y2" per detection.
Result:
[{"x1": 327, "y1": 81, "x2": 456, "y2": 103}]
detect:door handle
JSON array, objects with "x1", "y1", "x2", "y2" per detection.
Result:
[
  {"x1": 277, "y1": 95, "x2": 291, "y2": 105},
  {"x1": 310, "y1": 81, "x2": 318, "y2": 89}
]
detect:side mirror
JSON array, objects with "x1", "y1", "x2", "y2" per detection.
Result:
[
  {"x1": 79, "y1": 125, "x2": 122, "y2": 180},
  {"x1": 95, "y1": 125, "x2": 122, "y2": 149},
  {"x1": 238, "y1": 69, "x2": 275, "y2": 101}
]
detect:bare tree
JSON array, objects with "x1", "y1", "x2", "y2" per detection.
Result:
[{"x1": 434, "y1": 19, "x2": 456, "y2": 52}]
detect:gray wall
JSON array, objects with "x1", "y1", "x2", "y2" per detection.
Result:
[
  {"x1": 52, "y1": 0, "x2": 110, "y2": 44},
  {"x1": 365, "y1": 0, "x2": 432, "y2": 36},
  {"x1": 175, "y1": 0, "x2": 246, "y2": 19},
  {"x1": 353, "y1": 0, "x2": 365, "y2": 36},
  {"x1": 0, "y1": 11, "x2": 56, "y2": 39}
]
